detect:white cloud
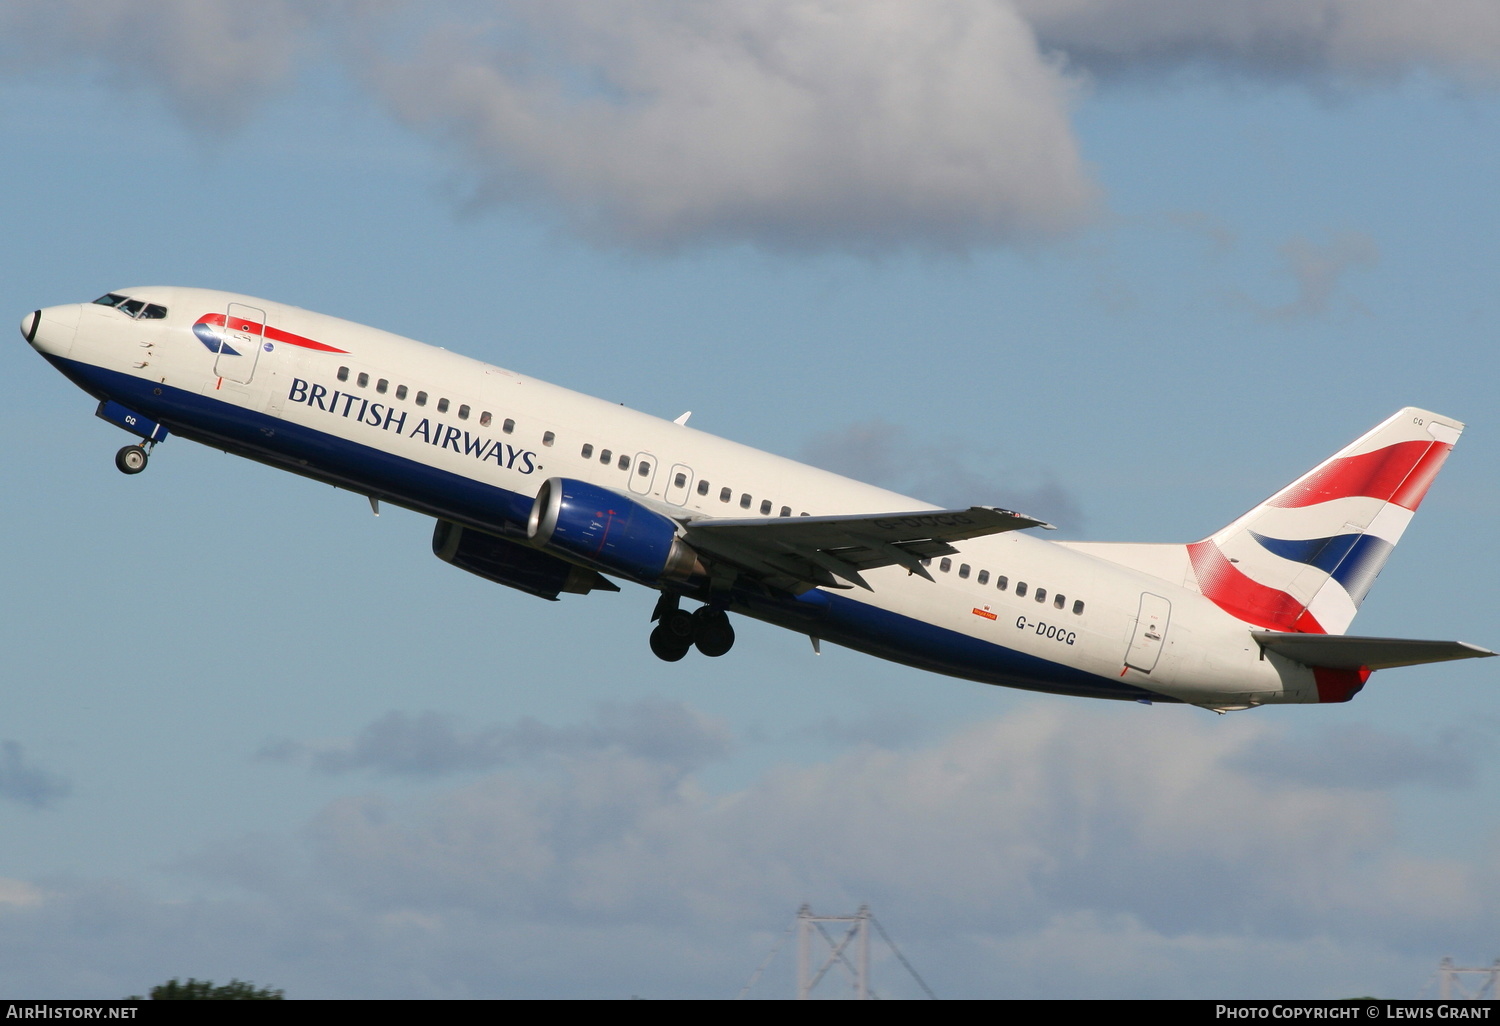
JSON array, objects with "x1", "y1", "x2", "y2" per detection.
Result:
[{"x1": 361, "y1": 1, "x2": 1098, "y2": 252}]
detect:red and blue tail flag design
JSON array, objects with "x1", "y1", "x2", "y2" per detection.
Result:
[{"x1": 1188, "y1": 408, "x2": 1461, "y2": 635}]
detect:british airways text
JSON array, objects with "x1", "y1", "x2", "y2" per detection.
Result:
[{"x1": 287, "y1": 378, "x2": 536, "y2": 473}]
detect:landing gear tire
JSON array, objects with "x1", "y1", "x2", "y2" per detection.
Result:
[
  {"x1": 692, "y1": 608, "x2": 735, "y2": 658},
  {"x1": 663, "y1": 608, "x2": 695, "y2": 640},
  {"x1": 115, "y1": 445, "x2": 148, "y2": 475},
  {"x1": 649, "y1": 624, "x2": 692, "y2": 662}
]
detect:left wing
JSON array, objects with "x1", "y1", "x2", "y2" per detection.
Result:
[{"x1": 681, "y1": 506, "x2": 1053, "y2": 593}]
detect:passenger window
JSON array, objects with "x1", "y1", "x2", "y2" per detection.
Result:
[
  {"x1": 697, "y1": 480, "x2": 710, "y2": 496},
  {"x1": 396, "y1": 385, "x2": 408, "y2": 400},
  {"x1": 922, "y1": 558, "x2": 931, "y2": 566},
  {"x1": 503, "y1": 419, "x2": 514, "y2": 434},
  {"x1": 338, "y1": 367, "x2": 350, "y2": 382},
  {"x1": 600, "y1": 449, "x2": 613, "y2": 464},
  {"x1": 740, "y1": 493, "x2": 752, "y2": 509},
  {"x1": 959, "y1": 563, "x2": 970, "y2": 579},
  {"x1": 674, "y1": 473, "x2": 687, "y2": 488},
  {"x1": 1073, "y1": 600, "x2": 1085, "y2": 615},
  {"x1": 720, "y1": 487, "x2": 732, "y2": 502},
  {"x1": 1054, "y1": 594, "x2": 1065, "y2": 609},
  {"x1": 780, "y1": 506, "x2": 791, "y2": 517},
  {"x1": 638, "y1": 461, "x2": 651, "y2": 477},
  {"x1": 582, "y1": 444, "x2": 594, "y2": 459},
  {"x1": 1035, "y1": 588, "x2": 1046, "y2": 603},
  {"x1": 1016, "y1": 582, "x2": 1027, "y2": 597},
  {"x1": 997, "y1": 576, "x2": 1008, "y2": 591},
  {"x1": 978, "y1": 570, "x2": 989, "y2": 585},
  {"x1": 377, "y1": 379, "x2": 389, "y2": 394},
  {"x1": 618, "y1": 454, "x2": 630, "y2": 470},
  {"x1": 142, "y1": 304, "x2": 167, "y2": 319},
  {"x1": 415, "y1": 391, "x2": 427, "y2": 406},
  {"x1": 759, "y1": 499, "x2": 772, "y2": 515},
  {"x1": 543, "y1": 431, "x2": 555, "y2": 447},
  {"x1": 940, "y1": 558, "x2": 952, "y2": 573},
  {"x1": 479, "y1": 411, "x2": 491, "y2": 426},
  {"x1": 358, "y1": 373, "x2": 369, "y2": 388},
  {"x1": 457, "y1": 404, "x2": 469, "y2": 419},
  {"x1": 437, "y1": 398, "x2": 449, "y2": 413}
]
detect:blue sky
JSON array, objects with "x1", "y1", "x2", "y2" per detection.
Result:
[{"x1": 1, "y1": 0, "x2": 1497, "y2": 999}]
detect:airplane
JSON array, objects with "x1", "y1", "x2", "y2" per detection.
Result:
[{"x1": 20, "y1": 287, "x2": 1493, "y2": 712}]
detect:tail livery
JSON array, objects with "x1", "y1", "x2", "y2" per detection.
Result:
[{"x1": 1188, "y1": 408, "x2": 1459, "y2": 635}]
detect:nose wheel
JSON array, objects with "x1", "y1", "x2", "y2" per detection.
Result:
[
  {"x1": 115, "y1": 444, "x2": 149, "y2": 475},
  {"x1": 648, "y1": 596, "x2": 736, "y2": 661}
]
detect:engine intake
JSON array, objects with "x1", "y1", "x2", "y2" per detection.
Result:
[
  {"x1": 527, "y1": 477, "x2": 702, "y2": 586},
  {"x1": 432, "y1": 520, "x2": 619, "y2": 600}
]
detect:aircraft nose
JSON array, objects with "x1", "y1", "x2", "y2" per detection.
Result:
[{"x1": 22, "y1": 304, "x2": 80, "y2": 357}]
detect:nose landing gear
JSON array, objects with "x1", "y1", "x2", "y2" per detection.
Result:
[
  {"x1": 115, "y1": 444, "x2": 150, "y2": 475},
  {"x1": 649, "y1": 595, "x2": 736, "y2": 662}
]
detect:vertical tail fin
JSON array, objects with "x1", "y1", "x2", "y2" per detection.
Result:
[{"x1": 1187, "y1": 408, "x2": 1462, "y2": 635}]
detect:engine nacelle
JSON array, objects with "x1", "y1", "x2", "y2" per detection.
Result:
[
  {"x1": 527, "y1": 477, "x2": 702, "y2": 586},
  {"x1": 432, "y1": 519, "x2": 619, "y2": 600}
]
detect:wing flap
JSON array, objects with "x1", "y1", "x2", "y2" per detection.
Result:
[
  {"x1": 1252, "y1": 631, "x2": 1496, "y2": 670},
  {"x1": 683, "y1": 506, "x2": 1052, "y2": 593}
]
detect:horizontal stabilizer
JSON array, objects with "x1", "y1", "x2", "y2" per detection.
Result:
[{"x1": 1252, "y1": 631, "x2": 1496, "y2": 671}]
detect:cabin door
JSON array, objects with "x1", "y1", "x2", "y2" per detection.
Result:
[
  {"x1": 1125, "y1": 593, "x2": 1172, "y2": 673},
  {"x1": 214, "y1": 303, "x2": 266, "y2": 385}
]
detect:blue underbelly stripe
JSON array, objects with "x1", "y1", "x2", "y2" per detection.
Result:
[{"x1": 57, "y1": 358, "x2": 1165, "y2": 701}]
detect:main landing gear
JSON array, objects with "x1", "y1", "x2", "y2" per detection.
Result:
[
  {"x1": 115, "y1": 443, "x2": 150, "y2": 475},
  {"x1": 649, "y1": 595, "x2": 736, "y2": 662}
]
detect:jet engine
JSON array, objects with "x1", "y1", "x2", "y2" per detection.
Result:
[
  {"x1": 527, "y1": 477, "x2": 703, "y2": 586},
  {"x1": 432, "y1": 519, "x2": 619, "y2": 600}
]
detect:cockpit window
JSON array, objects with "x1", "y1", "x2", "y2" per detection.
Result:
[{"x1": 93, "y1": 294, "x2": 168, "y2": 319}]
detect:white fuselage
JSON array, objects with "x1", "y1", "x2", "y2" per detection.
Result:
[{"x1": 25, "y1": 287, "x2": 1320, "y2": 709}]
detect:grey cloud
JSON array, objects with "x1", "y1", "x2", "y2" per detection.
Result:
[
  {"x1": 1230, "y1": 724, "x2": 1483, "y2": 790},
  {"x1": 1016, "y1": 0, "x2": 1500, "y2": 83},
  {"x1": 0, "y1": 0, "x2": 314, "y2": 130},
  {"x1": 0, "y1": 740, "x2": 71, "y2": 809},
  {"x1": 6, "y1": 705, "x2": 1500, "y2": 997},
  {"x1": 801, "y1": 418, "x2": 1083, "y2": 527},
  {"x1": 1265, "y1": 231, "x2": 1380, "y2": 321},
  {"x1": 267, "y1": 706, "x2": 1499, "y2": 983},
  {"x1": 4, "y1": 2, "x2": 1497, "y2": 255},
  {"x1": 795, "y1": 707, "x2": 931, "y2": 749},
  {"x1": 259, "y1": 698, "x2": 732, "y2": 778},
  {"x1": 1164, "y1": 210, "x2": 1237, "y2": 256},
  {"x1": 359, "y1": 0, "x2": 1099, "y2": 253}
]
